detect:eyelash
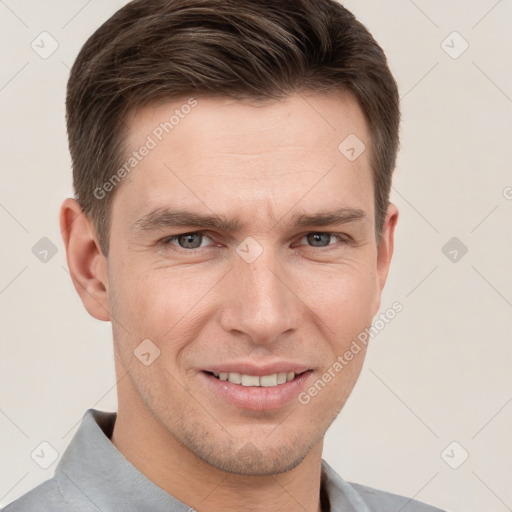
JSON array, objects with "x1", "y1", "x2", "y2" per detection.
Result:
[{"x1": 160, "y1": 231, "x2": 353, "y2": 252}]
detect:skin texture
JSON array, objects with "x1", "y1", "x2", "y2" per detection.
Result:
[{"x1": 60, "y1": 91, "x2": 398, "y2": 512}]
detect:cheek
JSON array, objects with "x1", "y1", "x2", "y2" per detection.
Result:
[
  {"x1": 109, "y1": 264, "x2": 220, "y2": 355},
  {"x1": 297, "y1": 262, "x2": 378, "y2": 339}
]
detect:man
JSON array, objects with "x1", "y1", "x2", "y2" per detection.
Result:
[{"x1": 4, "y1": 0, "x2": 446, "y2": 511}]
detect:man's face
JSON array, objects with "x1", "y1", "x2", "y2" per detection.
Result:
[{"x1": 104, "y1": 92, "x2": 395, "y2": 475}]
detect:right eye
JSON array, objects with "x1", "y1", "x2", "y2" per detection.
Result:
[{"x1": 162, "y1": 232, "x2": 214, "y2": 250}]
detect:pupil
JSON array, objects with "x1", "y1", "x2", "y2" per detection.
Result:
[
  {"x1": 180, "y1": 233, "x2": 202, "y2": 248},
  {"x1": 307, "y1": 233, "x2": 330, "y2": 247}
]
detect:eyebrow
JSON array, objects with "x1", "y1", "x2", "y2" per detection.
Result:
[
  {"x1": 289, "y1": 207, "x2": 367, "y2": 228},
  {"x1": 132, "y1": 206, "x2": 367, "y2": 234}
]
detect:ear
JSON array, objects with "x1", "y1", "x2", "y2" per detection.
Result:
[
  {"x1": 372, "y1": 203, "x2": 399, "y2": 316},
  {"x1": 60, "y1": 198, "x2": 111, "y2": 321}
]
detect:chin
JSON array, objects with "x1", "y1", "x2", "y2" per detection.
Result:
[
  {"x1": 179, "y1": 421, "x2": 321, "y2": 476},
  {"x1": 203, "y1": 444, "x2": 309, "y2": 476}
]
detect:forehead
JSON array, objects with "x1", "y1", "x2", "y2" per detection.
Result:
[
  {"x1": 113, "y1": 92, "x2": 373, "y2": 229},
  {"x1": 126, "y1": 91, "x2": 368, "y2": 158}
]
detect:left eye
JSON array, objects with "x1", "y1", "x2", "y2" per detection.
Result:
[
  {"x1": 164, "y1": 232, "x2": 212, "y2": 249},
  {"x1": 300, "y1": 233, "x2": 342, "y2": 247}
]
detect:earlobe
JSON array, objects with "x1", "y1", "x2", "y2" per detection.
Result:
[
  {"x1": 60, "y1": 198, "x2": 111, "y2": 322},
  {"x1": 372, "y1": 203, "x2": 399, "y2": 316}
]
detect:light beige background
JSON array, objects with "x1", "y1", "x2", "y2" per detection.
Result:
[{"x1": 1, "y1": 1, "x2": 511, "y2": 511}]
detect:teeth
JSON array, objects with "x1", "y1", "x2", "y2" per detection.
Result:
[
  {"x1": 260, "y1": 374, "x2": 277, "y2": 387},
  {"x1": 241, "y1": 374, "x2": 260, "y2": 386},
  {"x1": 228, "y1": 372, "x2": 242, "y2": 384},
  {"x1": 212, "y1": 371, "x2": 297, "y2": 386}
]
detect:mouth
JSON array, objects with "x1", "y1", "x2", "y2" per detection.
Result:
[
  {"x1": 200, "y1": 369, "x2": 313, "y2": 411},
  {"x1": 204, "y1": 370, "x2": 307, "y2": 387}
]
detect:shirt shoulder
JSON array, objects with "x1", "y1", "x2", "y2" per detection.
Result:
[
  {"x1": 349, "y1": 481, "x2": 447, "y2": 512},
  {"x1": 2, "y1": 477, "x2": 71, "y2": 512}
]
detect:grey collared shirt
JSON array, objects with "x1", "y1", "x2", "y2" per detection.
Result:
[{"x1": 3, "y1": 409, "x2": 446, "y2": 512}]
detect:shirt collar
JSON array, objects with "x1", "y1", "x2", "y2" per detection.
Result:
[{"x1": 56, "y1": 409, "x2": 369, "y2": 512}]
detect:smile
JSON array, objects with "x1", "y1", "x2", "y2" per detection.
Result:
[
  {"x1": 201, "y1": 369, "x2": 313, "y2": 411},
  {"x1": 207, "y1": 371, "x2": 304, "y2": 387}
]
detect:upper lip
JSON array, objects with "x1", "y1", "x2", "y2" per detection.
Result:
[{"x1": 203, "y1": 361, "x2": 312, "y2": 376}]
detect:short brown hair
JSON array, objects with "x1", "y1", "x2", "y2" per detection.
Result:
[{"x1": 66, "y1": 0, "x2": 400, "y2": 255}]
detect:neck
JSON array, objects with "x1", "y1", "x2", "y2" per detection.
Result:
[{"x1": 111, "y1": 386, "x2": 326, "y2": 512}]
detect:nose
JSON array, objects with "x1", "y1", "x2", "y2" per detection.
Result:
[{"x1": 218, "y1": 244, "x2": 303, "y2": 345}]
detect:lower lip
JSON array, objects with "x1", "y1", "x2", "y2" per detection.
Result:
[{"x1": 200, "y1": 371, "x2": 313, "y2": 411}]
